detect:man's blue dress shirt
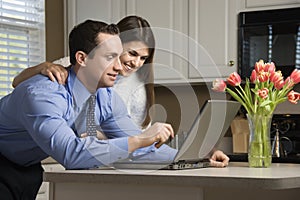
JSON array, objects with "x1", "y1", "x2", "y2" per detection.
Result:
[{"x1": 0, "y1": 68, "x2": 177, "y2": 169}]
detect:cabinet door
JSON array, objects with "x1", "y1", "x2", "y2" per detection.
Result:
[
  {"x1": 126, "y1": 0, "x2": 189, "y2": 82},
  {"x1": 188, "y1": 0, "x2": 239, "y2": 80},
  {"x1": 66, "y1": 0, "x2": 126, "y2": 36}
]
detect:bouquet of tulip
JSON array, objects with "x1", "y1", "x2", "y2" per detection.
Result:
[{"x1": 212, "y1": 60, "x2": 300, "y2": 167}]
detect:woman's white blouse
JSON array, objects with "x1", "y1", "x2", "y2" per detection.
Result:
[
  {"x1": 54, "y1": 57, "x2": 147, "y2": 129},
  {"x1": 113, "y1": 74, "x2": 147, "y2": 129}
]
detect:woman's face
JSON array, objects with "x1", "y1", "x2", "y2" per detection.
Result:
[{"x1": 119, "y1": 41, "x2": 149, "y2": 77}]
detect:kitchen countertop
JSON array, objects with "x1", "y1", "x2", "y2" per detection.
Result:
[
  {"x1": 44, "y1": 162, "x2": 300, "y2": 200},
  {"x1": 228, "y1": 153, "x2": 300, "y2": 163},
  {"x1": 41, "y1": 157, "x2": 58, "y2": 164},
  {"x1": 44, "y1": 162, "x2": 300, "y2": 190}
]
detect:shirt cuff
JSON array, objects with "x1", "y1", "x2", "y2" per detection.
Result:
[
  {"x1": 108, "y1": 137, "x2": 130, "y2": 161},
  {"x1": 132, "y1": 143, "x2": 157, "y2": 157}
]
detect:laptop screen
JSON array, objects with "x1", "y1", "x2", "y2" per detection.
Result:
[{"x1": 174, "y1": 100, "x2": 241, "y2": 162}]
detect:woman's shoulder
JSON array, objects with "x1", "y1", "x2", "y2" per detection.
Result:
[{"x1": 53, "y1": 56, "x2": 71, "y2": 67}]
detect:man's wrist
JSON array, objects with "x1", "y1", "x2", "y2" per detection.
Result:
[{"x1": 128, "y1": 136, "x2": 140, "y2": 153}]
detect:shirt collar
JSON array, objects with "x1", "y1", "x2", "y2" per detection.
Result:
[{"x1": 67, "y1": 67, "x2": 91, "y2": 108}]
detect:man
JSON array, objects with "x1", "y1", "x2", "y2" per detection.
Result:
[{"x1": 0, "y1": 20, "x2": 177, "y2": 200}]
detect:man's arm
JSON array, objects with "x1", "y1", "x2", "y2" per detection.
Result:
[
  {"x1": 97, "y1": 88, "x2": 176, "y2": 161},
  {"x1": 128, "y1": 122, "x2": 174, "y2": 152},
  {"x1": 19, "y1": 79, "x2": 130, "y2": 169}
]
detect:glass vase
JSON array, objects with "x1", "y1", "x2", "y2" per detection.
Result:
[{"x1": 247, "y1": 114, "x2": 273, "y2": 167}]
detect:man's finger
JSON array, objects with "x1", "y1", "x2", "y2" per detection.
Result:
[
  {"x1": 80, "y1": 133, "x2": 87, "y2": 138},
  {"x1": 154, "y1": 135, "x2": 162, "y2": 148},
  {"x1": 210, "y1": 159, "x2": 226, "y2": 167}
]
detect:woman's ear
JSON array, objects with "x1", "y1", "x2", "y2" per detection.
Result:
[{"x1": 75, "y1": 51, "x2": 87, "y2": 66}]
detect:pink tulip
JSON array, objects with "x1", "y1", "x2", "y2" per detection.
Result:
[
  {"x1": 270, "y1": 71, "x2": 283, "y2": 89},
  {"x1": 258, "y1": 71, "x2": 269, "y2": 83},
  {"x1": 284, "y1": 77, "x2": 295, "y2": 89},
  {"x1": 254, "y1": 60, "x2": 276, "y2": 74},
  {"x1": 288, "y1": 90, "x2": 300, "y2": 104},
  {"x1": 258, "y1": 88, "x2": 269, "y2": 99},
  {"x1": 255, "y1": 60, "x2": 265, "y2": 73},
  {"x1": 250, "y1": 70, "x2": 257, "y2": 83},
  {"x1": 227, "y1": 72, "x2": 241, "y2": 86},
  {"x1": 212, "y1": 79, "x2": 227, "y2": 92},
  {"x1": 290, "y1": 69, "x2": 300, "y2": 84},
  {"x1": 274, "y1": 80, "x2": 284, "y2": 90},
  {"x1": 265, "y1": 62, "x2": 275, "y2": 73},
  {"x1": 270, "y1": 71, "x2": 283, "y2": 83}
]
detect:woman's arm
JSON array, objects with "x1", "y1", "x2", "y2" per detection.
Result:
[{"x1": 13, "y1": 62, "x2": 68, "y2": 88}]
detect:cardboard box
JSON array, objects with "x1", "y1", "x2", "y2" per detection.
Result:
[{"x1": 231, "y1": 117, "x2": 249, "y2": 153}]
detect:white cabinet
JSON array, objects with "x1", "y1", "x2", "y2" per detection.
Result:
[
  {"x1": 65, "y1": 0, "x2": 299, "y2": 83},
  {"x1": 188, "y1": 0, "x2": 241, "y2": 81},
  {"x1": 65, "y1": 0, "x2": 237, "y2": 83},
  {"x1": 126, "y1": 0, "x2": 189, "y2": 82},
  {"x1": 64, "y1": 0, "x2": 300, "y2": 83},
  {"x1": 65, "y1": 0, "x2": 126, "y2": 37},
  {"x1": 124, "y1": 0, "x2": 242, "y2": 82},
  {"x1": 66, "y1": 0, "x2": 190, "y2": 82}
]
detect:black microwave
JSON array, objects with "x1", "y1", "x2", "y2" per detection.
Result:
[{"x1": 238, "y1": 7, "x2": 300, "y2": 80}]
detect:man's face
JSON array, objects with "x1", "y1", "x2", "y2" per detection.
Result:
[{"x1": 84, "y1": 33, "x2": 123, "y2": 91}]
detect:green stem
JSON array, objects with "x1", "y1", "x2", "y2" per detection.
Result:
[{"x1": 247, "y1": 114, "x2": 272, "y2": 167}]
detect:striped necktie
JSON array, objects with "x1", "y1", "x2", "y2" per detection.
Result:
[{"x1": 86, "y1": 94, "x2": 97, "y2": 136}]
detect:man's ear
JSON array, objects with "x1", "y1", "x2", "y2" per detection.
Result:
[{"x1": 75, "y1": 51, "x2": 87, "y2": 66}]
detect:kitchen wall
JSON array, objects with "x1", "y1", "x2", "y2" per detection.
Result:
[{"x1": 45, "y1": 0, "x2": 65, "y2": 62}]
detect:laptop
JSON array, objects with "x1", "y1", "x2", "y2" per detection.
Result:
[{"x1": 112, "y1": 100, "x2": 241, "y2": 170}]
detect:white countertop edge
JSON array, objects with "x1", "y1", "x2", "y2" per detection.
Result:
[{"x1": 43, "y1": 162, "x2": 300, "y2": 190}]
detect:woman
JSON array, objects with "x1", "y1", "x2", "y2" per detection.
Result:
[
  {"x1": 13, "y1": 15, "x2": 154, "y2": 130},
  {"x1": 12, "y1": 15, "x2": 230, "y2": 167}
]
